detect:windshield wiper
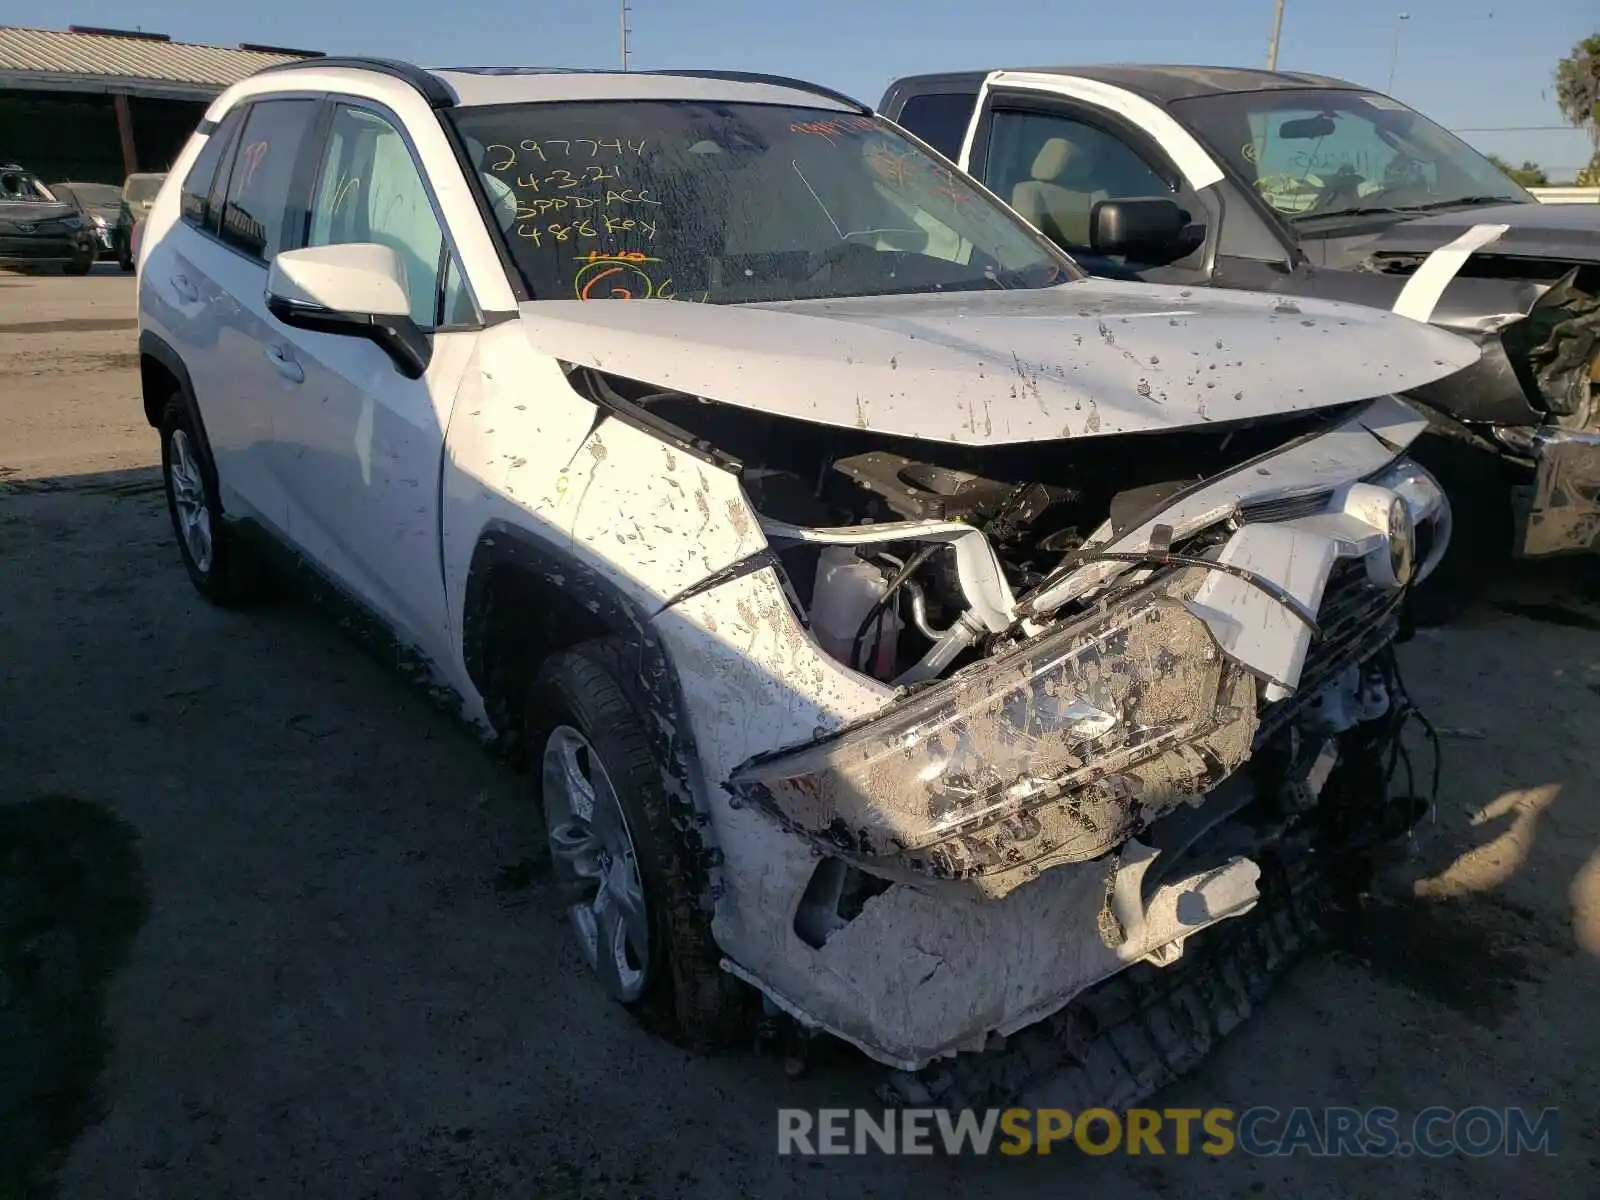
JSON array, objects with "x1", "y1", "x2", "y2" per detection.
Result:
[
  {"x1": 1293, "y1": 193, "x2": 1520, "y2": 223},
  {"x1": 1390, "y1": 195, "x2": 1519, "y2": 213},
  {"x1": 1291, "y1": 205, "x2": 1407, "y2": 222}
]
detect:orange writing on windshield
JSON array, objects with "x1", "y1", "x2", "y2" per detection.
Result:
[{"x1": 578, "y1": 249, "x2": 656, "y2": 264}]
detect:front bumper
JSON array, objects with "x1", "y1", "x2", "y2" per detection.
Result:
[
  {"x1": 0, "y1": 232, "x2": 95, "y2": 265},
  {"x1": 707, "y1": 453, "x2": 1445, "y2": 1069}
]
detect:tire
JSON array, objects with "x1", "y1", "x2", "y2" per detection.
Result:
[
  {"x1": 64, "y1": 256, "x2": 93, "y2": 276},
  {"x1": 117, "y1": 239, "x2": 134, "y2": 272},
  {"x1": 1405, "y1": 427, "x2": 1514, "y2": 627},
  {"x1": 158, "y1": 396, "x2": 260, "y2": 607},
  {"x1": 526, "y1": 640, "x2": 747, "y2": 1049}
]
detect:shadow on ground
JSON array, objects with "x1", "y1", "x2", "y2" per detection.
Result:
[{"x1": 0, "y1": 795, "x2": 148, "y2": 1199}]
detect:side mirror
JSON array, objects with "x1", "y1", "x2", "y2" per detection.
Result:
[
  {"x1": 266, "y1": 243, "x2": 430, "y2": 379},
  {"x1": 1089, "y1": 197, "x2": 1190, "y2": 260}
]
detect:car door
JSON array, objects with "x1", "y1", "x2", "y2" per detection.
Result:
[
  {"x1": 966, "y1": 96, "x2": 1215, "y2": 285},
  {"x1": 154, "y1": 96, "x2": 323, "y2": 534},
  {"x1": 266, "y1": 98, "x2": 480, "y2": 662}
]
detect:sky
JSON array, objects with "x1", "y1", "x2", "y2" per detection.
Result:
[{"x1": 8, "y1": 0, "x2": 1596, "y2": 180}]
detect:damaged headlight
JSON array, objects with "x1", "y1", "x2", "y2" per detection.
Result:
[
  {"x1": 728, "y1": 572, "x2": 1260, "y2": 893},
  {"x1": 1366, "y1": 456, "x2": 1450, "y2": 584}
]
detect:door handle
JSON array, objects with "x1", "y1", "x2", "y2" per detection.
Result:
[
  {"x1": 169, "y1": 273, "x2": 198, "y2": 303},
  {"x1": 264, "y1": 344, "x2": 305, "y2": 384}
]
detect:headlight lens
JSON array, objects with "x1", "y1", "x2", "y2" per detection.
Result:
[
  {"x1": 1368, "y1": 455, "x2": 1449, "y2": 584},
  {"x1": 1369, "y1": 457, "x2": 1445, "y2": 523},
  {"x1": 728, "y1": 573, "x2": 1259, "y2": 882}
]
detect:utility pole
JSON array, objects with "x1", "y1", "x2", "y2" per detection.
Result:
[
  {"x1": 621, "y1": 0, "x2": 632, "y2": 71},
  {"x1": 1386, "y1": 13, "x2": 1410, "y2": 93},
  {"x1": 1266, "y1": 0, "x2": 1285, "y2": 71}
]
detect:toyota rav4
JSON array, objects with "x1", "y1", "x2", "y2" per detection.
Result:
[{"x1": 136, "y1": 58, "x2": 1477, "y2": 1106}]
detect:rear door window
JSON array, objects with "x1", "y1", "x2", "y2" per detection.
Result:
[
  {"x1": 181, "y1": 107, "x2": 245, "y2": 230},
  {"x1": 217, "y1": 98, "x2": 320, "y2": 263}
]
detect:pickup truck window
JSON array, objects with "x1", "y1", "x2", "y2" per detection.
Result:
[
  {"x1": 449, "y1": 100, "x2": 1077, "y2": 304},
  {"x1": 893, "y1": 93, "x2": 977, "y2": 161},
  {"x1": 1171, "y1": 88, "x2": 1531, "y2": 222},
  {"x1": 985, "y1": 109, "x2": 1176, "y2": 252}
]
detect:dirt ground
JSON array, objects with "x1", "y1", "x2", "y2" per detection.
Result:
[{"x1": 2, "y1": 268, "x2": 1597, "y2": 1198}]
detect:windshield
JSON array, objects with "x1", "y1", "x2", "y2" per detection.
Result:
[
  {"x1": 123, "y1": 174, "x2": 165, "y2": 203},
  {"x1": 0, "y1": 170, "x2": 56, "y2": 203},
  {"x1": 1171, "y1": 88, "x2": 1533, "y2": 223},
  {"x1": 449, "y1": 101, "x2": 1076, "y2": 303}
]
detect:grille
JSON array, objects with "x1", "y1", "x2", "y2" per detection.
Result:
[
  {"x1": 1256, "y1": 558, "x2": 1401, "y2": 742},
  {"x1": 1238, "y1": 488, "x2": 1335, "y2": 525}
]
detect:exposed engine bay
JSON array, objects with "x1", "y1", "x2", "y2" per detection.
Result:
[
  {"x1": 578, "y1": 362, "x2": 1359, "y2": 685},
  {"x1": 573, "y1": 365, "x2": 1438, "y2": 910}
]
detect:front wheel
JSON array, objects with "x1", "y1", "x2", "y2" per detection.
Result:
[
  {"x1": 527, "y1": 641, "x2": 747, "y2": 1048},
  {"x1": 63, "y1": 255, "x2": 94, "y2": 276},
  {"x1": 159, "y1": 396, "x2": 261, "y2": 607}
]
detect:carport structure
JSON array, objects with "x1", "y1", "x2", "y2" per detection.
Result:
[{"x1": 0, "y1": 24, "x2": 318, "y2": 185}]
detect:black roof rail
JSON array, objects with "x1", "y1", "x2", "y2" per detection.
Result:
[
  {"x1": 68, "y1": 25, "x2": 172, "y2": 42},
  {"x1": 251, "y1": 56, "x2": 455, "y2": 108},
  {"x1": 645, "y1": 70, "x2": 871, "y2": 113},
  {"x1": 240, "y1": 43, "x2": 323, "y2": 58}
]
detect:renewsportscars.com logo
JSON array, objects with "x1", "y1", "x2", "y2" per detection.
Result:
[{"x1": 776, "y1": 1106, "x2": 1561, "y2": 1157}]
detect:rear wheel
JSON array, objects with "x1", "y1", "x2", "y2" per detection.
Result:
[
  {"x1": 159, "y1": 396, "x2": 261, "y2": 607},
  {"x1": 527, "y1": 641, "x2": 746, "y2": 1048}
]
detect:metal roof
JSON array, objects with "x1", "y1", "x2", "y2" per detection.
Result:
[{"x1": 0, "y1": 25, "x2": 317, "y2": 100}]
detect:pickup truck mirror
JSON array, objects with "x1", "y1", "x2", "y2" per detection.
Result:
[
  {"x1": 266, "y1": 243, "x2": 431, "y2": 380},
  {"x1": 1278, "y1": 114, "x2": 1337, "y2": 140},
  {"x1": 1088, "y1": 197, "x2": 1190, "y2": 261}
]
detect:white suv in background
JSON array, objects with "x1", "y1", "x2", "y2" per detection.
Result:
[{"x1": 136, "y1": 57, "x2": 1475, "y2": 1104}]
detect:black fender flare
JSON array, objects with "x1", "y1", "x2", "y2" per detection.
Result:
[
  {"x1": 139, "y1": 329, "x2": 224, "y2": 497},
  {"x1": 462, "y1": 520, "x2": 726, "y2": 898}
]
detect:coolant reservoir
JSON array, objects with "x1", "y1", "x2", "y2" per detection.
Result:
[{"x1": 810, "y1": 546, "x2": 902, "y2": 679}]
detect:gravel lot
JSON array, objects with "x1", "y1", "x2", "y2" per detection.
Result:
[{"x1": 2, "y1": 268, "x2": 1596, "y2": 1198}]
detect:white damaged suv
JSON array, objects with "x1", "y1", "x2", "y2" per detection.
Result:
[{"x1": 136, "y1": 59, "x2": 1478, "y2": 1103}]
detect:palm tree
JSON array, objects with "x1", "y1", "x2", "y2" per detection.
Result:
[{"x1": 1554, "y1": 33, "x2": 1600, "y2": 183}]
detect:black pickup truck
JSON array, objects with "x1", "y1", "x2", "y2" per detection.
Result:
[{"x1": 879, "y1": 66, "x2": 1600, "y2": 601}]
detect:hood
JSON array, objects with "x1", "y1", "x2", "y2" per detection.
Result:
[
  {"x1": 1375, "y1": 201, "x2": 1600, "y2": 263},
  {"x1": 0, "y1": 201, "x2": 76, "y2": 226},
  {"x1": 517, "y1": 280, "x2": 1479, "y2": 445}
]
